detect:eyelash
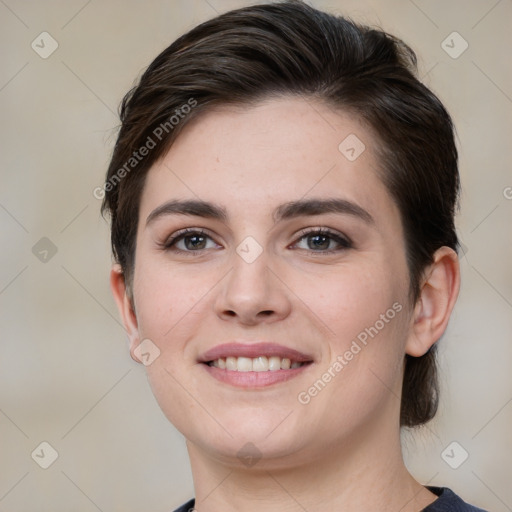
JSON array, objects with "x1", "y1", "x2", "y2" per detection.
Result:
[
  {"x1": 159, "y1": 228, "x2": 214, "y2": 256},
  {"x1": 294, "y1": 228, "x2": 352, "y2": 253},
  {"x1": 159, "y1": 227, "x2": 352, "y2": 256}
]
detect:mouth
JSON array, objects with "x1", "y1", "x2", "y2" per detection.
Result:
[
  {"x1": 198, "y1": 342, "x2": 314, "y2": 388},
  {"x1": 206, "y1": 356, "x2": 309, "y2": 371}
]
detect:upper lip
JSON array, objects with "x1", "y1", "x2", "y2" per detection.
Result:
[{"x1": 198, "y1": 342, "x2": 314, "y2": 363}]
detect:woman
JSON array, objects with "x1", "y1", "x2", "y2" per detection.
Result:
[{"x1": 102, "y1": 1, "x2": 487, "y2": 510}]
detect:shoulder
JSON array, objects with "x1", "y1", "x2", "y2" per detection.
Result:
[
  {"x1": 171, "y1": 498, "x2": 195, "y2": 512},
  {"x1": 424, "y1": 487, "x2": 488, "y2": 512}
]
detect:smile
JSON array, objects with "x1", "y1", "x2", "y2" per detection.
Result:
[
  {"x1": 207, "y1": 356, "x2": 306, "y2": 371},
  {"x1": 199, "y1": 342, "x2": 314, "y2": 387}
]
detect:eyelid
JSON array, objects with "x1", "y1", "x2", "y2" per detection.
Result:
[{"x1": 159, "y1": 227, "x2": 221, "y2": 250}]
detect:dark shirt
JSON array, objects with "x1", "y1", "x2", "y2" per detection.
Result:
[{"x1": 172, "y1": 486, "x2": 488, "y2": 511}]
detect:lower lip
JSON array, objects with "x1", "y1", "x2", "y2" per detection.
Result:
[{"x1": 202, "y1": 363, "x2": 312, "y2": 388}]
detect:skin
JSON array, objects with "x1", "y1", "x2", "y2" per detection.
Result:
[{"x1": 111, "y1": 96, "x2": 460, "y2": 512}]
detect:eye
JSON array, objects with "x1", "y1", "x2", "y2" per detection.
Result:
[
  {"x1": 292, "y1": 228, "x2": 352, "y2": 253},
  {"x1": 161, "y1": 229, "x2": 221, "y2": 254}
]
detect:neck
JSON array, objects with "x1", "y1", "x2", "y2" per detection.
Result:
[{"x1": 186, "y1": 418, "x2": 437, "y2": 512}]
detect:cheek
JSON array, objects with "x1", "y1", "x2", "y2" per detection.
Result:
[
  {"x1": 295, "y1": 260, "x2": 410, "y2": 402},
  {"x1": 294, "y1": 260, "x2": 406, "y2": 343},
  {"x1": 131, "y1": 259, "x2": 212, "y2": 436},
  {"x1": 133, "y1": 256, "x2": 215, "y2": 341}
]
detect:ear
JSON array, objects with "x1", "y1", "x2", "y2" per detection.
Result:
[
  {"x1": 406, "y1": 246, "x2": 460, "y2": 357},
  {"x1": 110, "y1": 264, "x2": 142, "y2": 364}
]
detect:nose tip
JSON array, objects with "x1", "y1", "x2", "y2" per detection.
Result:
[{"x1": 214, "y1": 256, "x2": 292, "y2": 325}]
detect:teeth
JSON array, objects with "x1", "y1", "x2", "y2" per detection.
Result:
[
  {"x1": 209, "y1": 356, "x2": 305, "y2": 371},
  {"x1": 252, "y1": 356, "x2": 268, "y2": 372},
  {"x1": 237, "y1": 357, "x2": 252, "y2": 372},
  {"x1": 268, "y1": 356, "x2": 281, "y2": 371},
  {"x1": 226, "y1": 357, "x2": 237, "y2": 371}
]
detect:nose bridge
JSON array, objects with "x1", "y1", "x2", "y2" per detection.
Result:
[{"x1": 227, "y1": 244, "x2": 272, "y2": 301}]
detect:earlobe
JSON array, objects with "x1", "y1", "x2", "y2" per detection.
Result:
[
  {"x1": 406, "y1": 246, "x2": 460, "y2": 357},
  {"x1": 109, "y1": 264, "x2": 142, "y2": 363}
]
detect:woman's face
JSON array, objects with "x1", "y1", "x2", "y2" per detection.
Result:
[{"x1": 126, "y1": 97, "x2": 415, "y2": 466}]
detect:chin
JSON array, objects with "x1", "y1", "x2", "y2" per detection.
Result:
[
  {"x1": 180, "y1": 410, "x2": 304, "y2": 456},
  {"x1": 190, "y1": 433, "x2": 309, "y2": 470}
]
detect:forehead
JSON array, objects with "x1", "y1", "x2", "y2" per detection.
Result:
[{"x1": 138, "y1": 96, "x2": 398, "y2": 226}]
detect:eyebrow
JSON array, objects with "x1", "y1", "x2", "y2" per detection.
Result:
[
  {"x1": 146, "y1": 199, "x2": 228, "y2": 226},
  {"x1": 145, "y1": 198, "x2": 374, "y2": 227},
  {"x1": 273, "y1": 198, "x2": 374, "y2": 225}
]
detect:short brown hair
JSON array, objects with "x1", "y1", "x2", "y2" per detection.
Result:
[{"x1": 101, "y1": 0, "x2": 460, "y2": 428}]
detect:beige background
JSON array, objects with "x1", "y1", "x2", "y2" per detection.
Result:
[{"x1": 0, "y1": 0, "x2": 511, "y2": 510}]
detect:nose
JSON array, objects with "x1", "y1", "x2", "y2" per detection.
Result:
[{"x1": 214, "y1": 250, "x2": 292, "y2": 326}]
